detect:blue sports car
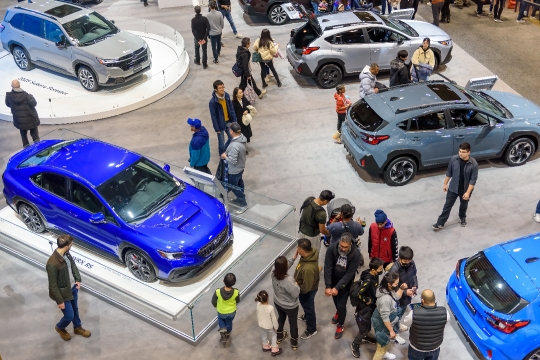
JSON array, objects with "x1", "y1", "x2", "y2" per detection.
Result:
[
  {"x1": 447, "y1": 234, "x2": 540, "y2": 360},
  {"x1": 2, "y1": 139, "x2": 233, "y2": 283}
]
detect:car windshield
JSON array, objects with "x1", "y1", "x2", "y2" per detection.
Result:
[
  {"x1": 96, "y1": 158, "x2": 185, "y2": 223},
  {"x1": 18, "y1": 140, "x2": 78, "y2": 168},
  {"x1": 62, "y1": 12, "x2": 117, "y2": 46},
  {"x1": 454, "y1": 85, "x2": 509, "y2": 118},
  {"x1": 349, "y1": 99, "x2": 385, "y2": 132},
  {"x1": 380, "y1": 17, "x2": 416, "y2": 37},
  {"x1": 465, "y1": 252, "x2": 527, "y2": 315}
]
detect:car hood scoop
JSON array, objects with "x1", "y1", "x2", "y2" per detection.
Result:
[{"x1": 142, "y1": 201, "x2": 201, "y2": 230}]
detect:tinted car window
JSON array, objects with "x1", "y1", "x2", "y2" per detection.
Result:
[
  {"x1": 44, "y1": 21, "x2": 64, "y2": 43},
  {"x1": 397, "y1": 120, "x2": 408, "y2": 131},
  {"x1": 19, "y1": 140, "x2": 78, "y2": 169},
  {"x1": 70, "y1": 181, "x2": 116, "y2": 222},
  {"x1": 350, "y1": 99, "x2": 385, "y2": 132},
  {"x1": 409, "y1": 112, "x2": 445, "y2": 131},
  {"x1": 450, "y1": 109, "x2": 490, "y2": 128},
  {"x1": 22, "y1": 15, "x2": 43, "y2": 38},
  {"x1": 367, "y1": 27, "x2": 400, "y2": 43},
  {"x1": 32, "y1": 173, "x2": 67, "y2": 199},
  {"x1": 335, "y1": 29, "x2": 366, "y2": 44},
  {"x1": 380, "y1": 17, "x2": 415, "y2": 37},
  {"x1": 10, "y1": 13, "x2": 23, "y2": 30}
]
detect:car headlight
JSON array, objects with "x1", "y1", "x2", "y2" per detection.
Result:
[
  {"x1": 157, "y1": 250, "x2": 184, "y2": 260},
  {"x1": 96, "y1": 57, "x2": 116, "y2": 65},
  {"x1": 437, "y1": 40, "x2": 451, "y2": 46}
]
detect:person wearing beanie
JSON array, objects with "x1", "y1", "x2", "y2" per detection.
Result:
[
  {"x1": 221, "y1": 122, "x2": 248, "y2": 214},
  {"x1": 188, "y1": 118, "x2": 211, "y2": 175},
  {"x1": 368, "y1": 210, "x2": 398, "y2": 268}
]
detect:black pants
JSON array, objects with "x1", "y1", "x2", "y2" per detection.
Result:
[
  {"x1": 436, "y1": 190, "x2": 470, "y2": 226},
  {"x1": 441, "y1": 0, "x2": 451, "y2": 20},
  {"x1": 352, "y1": 306, "x2": 375, "y2": 346},
  {"x1": 20, "y1": 128, "x2": 39, "y2": 147},
  {"x1": 337, "y1": 113, "x2": 346, "y2": 132},
  {"x1": 260, "y1": 60, "x2": 280, "y2": 84},
  {"x1": 275, "y1": 303, "x2": 299, "y2": 340},
  {"x1": 193, "y1": 164, "x2": 211, "y2": 175},
  {"x1": 194, "y1": 38, "x2": 208, "y2": 65},
  {"x1": 239, "y1": 76, "x2": 262, "y2": 96},
  {"x1": 476, "y1": 0, "x2": 484, "y2": 14},
  {"x1": 431, "y1": 2, "x2": 444, "y2": 26},
  {"x1": 493, "y1": 0, "x2": 505, "y2": 18},
  {"x1": 412, "y1": 0, "x2": 420, "y2": 18},
  {"x1": 332, "y1": 287, "x2": 350, "y2": 326}
]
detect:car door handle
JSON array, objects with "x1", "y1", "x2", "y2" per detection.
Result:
[
  {"x1": 411, "y1": 137, "x2": 421, "y2": 141},
  {"x1": 455, "y1": 135, "x2": 465, "y2": 139},
  {"x1": 68, "y1": 212, "x2": 78, "y2": 218},
  {"x1": 371, "y1": 49, "x2": 379, "y2": 53},
  {"x1": 44, "y1": 43, "x2": 49, "y2": 47},
  {"x1": 31, "y1": 192, "x2": 40, "y2": 198}
]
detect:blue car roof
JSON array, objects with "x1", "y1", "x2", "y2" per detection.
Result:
[{"x1": 39, "y1": 139, "x2": 141, "y2": 187}]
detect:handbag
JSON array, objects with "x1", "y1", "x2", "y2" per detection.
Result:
[
  {"x1": 252, "y1": 51, "x2": 262, "y2": 63},
  {"x1": 246, "y1": 104, "x2": 257, "y2": 116},
  {"x1": 242, "y1": 113, "x2": 252, "y2": 126},
  {"x1": 243, "y1": 80, "x2": 257, "y2": 104},
  {"x1": 232, "y1": 60, "x2": 243, "y2": 78}
]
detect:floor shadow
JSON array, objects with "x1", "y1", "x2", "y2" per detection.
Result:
[{"x1": 242, "y1": 14, "x2": 305, "y2": 27}]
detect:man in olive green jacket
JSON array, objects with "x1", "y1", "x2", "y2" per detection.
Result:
[
  {"x1": 46, "y1": 235, "x2": 91, "y2": 341},
  {"x1": 294, "y1": 238, "x2": 320, "y2": 340}
]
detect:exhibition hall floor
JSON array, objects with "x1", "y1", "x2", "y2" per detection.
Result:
[{"x1": 1, "y1": 0, "x2": 540, "y2": 359}]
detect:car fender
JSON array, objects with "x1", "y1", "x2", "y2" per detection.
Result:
[
  {"x1": 496, "y1": 131, "x2": 540, "y2": 157},
  {"x1": 117, "y1": 240, "x2": 159, "y2": 274},
  {"x1": 7, "y1": 41, "x2": 30, "y2": 57},
  {"x1": 11, "y1": 195, "x2": 50, "y2": 228},
  {"x1": 382, "y1": 149, "x2": 422, "y2": 170},
  {"x1": 315, "y1": 58, "x2": 345, "y2": 76},
  {"x1": 266, "y1": 0, "x2": 287, "y2": 14},
  {"x1": 72, "y1": 59, "x2": 97, "y2": 76}
]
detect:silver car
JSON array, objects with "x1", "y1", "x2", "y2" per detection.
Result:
[
  {"x1": 286, "y1": 9, "x2": 453, "y2": 88},
  {"x1": 0, "y1": 1, "x2": 151, "y2": 91}
]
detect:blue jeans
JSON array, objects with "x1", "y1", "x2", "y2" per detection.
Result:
[
  {"x1": 299, "y1": 289, "x2": 317, "y2": 334},
  {"x1": 217, "y1": 311, "x2": 236, "y2": 333},
  {"x1": 517, "y1": 0, "x2": 529, "y2": 19},
  {"x1": 220, "y1": 9, "x2": 237, "y2": 35},
  {"x1": 381, "y1": 0, "x2": 392, "y2": 14},
  {"x1": 408, "y1": 346, "x2": 441, "y2": 360},
  {"x1": 217, "y1": 124, "x2": 232, "y2": 155},
  {"x1": 209, "y1": 33, "x2": 222, "y2": 61},
  {"x1": 56, "y1": 286, "x2": 81, "y2": 330},
  {"x1": 227, "y1": 170, "x2": 247, "y2": 206},
  {"x1": 311, "y1": 1, "x2": 321, "y2": 14}
]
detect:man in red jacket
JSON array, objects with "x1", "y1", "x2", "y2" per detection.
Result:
[{"x1": 368, "y1": 210, "x2": 398, "y2": 268}]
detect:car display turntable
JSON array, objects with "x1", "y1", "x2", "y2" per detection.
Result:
[{"x1": 0, "y1": 17, "x2": 189, "y2": 124}]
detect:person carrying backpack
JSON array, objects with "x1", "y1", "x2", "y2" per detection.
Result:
[
  {"x1": 350, "y1": 257, "x2": 384, "y2": 358},
  {"x1": 298, "y1": 190, "x2": 334, "y2": 253}
]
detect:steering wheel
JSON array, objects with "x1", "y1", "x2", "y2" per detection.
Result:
[
  {"x1": 135, "y1": 178, "x2": 149, "y2": 192},
  {"x1": 87, "y1": 25, "x2": 99, "y2": 33}
]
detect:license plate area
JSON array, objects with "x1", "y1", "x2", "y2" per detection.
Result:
[
  {"x1": 465, "y1": 298, "x2": 477, "y2": 316},
  {"x1": 133, "y1": 65, "x2": 142, "y2": 73}
]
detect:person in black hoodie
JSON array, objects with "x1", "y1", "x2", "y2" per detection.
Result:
[
  {"x1": 191, "y1": 6, "x2": 210, "y2": 68},
  {"x1": 5, "y1": 79, "x2": 40, "y2": 147},
  {"x1": 389, "y1": 50, "x2": 412, "y2": 87},
  {"x1": 351, "y1": 257, "x2": 384, "y2": 358},
  {"x1": 236, "y1": 38, "x2": 266, "y2": 100},
  {"x1": 388, "y1": 246, "x2": 418, "y2": 310},
  {"x1": 324, "y1": 233, "x2": 362, "y2": 340}
]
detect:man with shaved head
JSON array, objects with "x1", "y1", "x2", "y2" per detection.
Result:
[
  {"x1": 5, "y1": 79, "x2": 40, "y2": 147},
  {"x1": 402, "y1": 289, "x2": 449, "y2": 360}
]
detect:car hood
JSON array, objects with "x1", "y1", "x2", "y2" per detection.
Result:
[
  {"x1": 81, "y1": 30, "x2": 146, "y2": 60},
  {"x1": 402, "y1": 20, "x2": 451, "y2": 39},
  {"x1": 132, "y1": 184, "x2": 229, "y2": 255},
  {"x1": 482, "y1": 90, "x2": 540, "y2": 120}
]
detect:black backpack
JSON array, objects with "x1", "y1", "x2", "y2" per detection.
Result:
[
  {"x1": 349, "y1": 276, "x2": 373, "y2": 308},
  {"x1": 299, "y1": 196, "x2": 323, "y2": 231}
]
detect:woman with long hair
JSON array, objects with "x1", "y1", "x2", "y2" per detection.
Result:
[
  {"x1": 271, "y1": 255, "x2": 300, "y2": 351},
  {"x1": 232, "y1": 87, "x2": 253, "y2": 154},
  {"x1": 253, "y1": 29, "x2": 282, "y2": 88}
]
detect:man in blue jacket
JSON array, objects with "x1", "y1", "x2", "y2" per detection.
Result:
[
  {"x1": 209, "y1": 80, "x2": 237, "y2": 155},
  {"x1": 188, "y1": 118, "x2": 211, "y2": 175}
]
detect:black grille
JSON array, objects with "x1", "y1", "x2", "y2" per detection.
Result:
[
  {"x1": 106, "y1": 47, "x2": 148, "y2": 71},
  {"x1": 198, "y1": 226, "x2": 229, "y2": 258}
]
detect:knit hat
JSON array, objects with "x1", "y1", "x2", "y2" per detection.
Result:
[
  {"x1": 187, "y1": 118, "x2": 201, "y2": 129},
  {"x1": 374, "y1": 209, "x2": 387, "y2": 224}
]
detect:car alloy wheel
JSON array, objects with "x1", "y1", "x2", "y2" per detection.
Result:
[
  {"x1": 13, "y1": 47, "x2": 32, "y2": 71},
  {"x1": 269, "y1": 4, "x2": 288, "y2": 25},
  {"x1": 317, "y1": 64, "x2": 342, "y2": 89},
  {"x1": 504, "y1": 138, "x2": 535, "y2": 166},
  {"x1": 526, "y1": 348, "x2": 540, "y2": 360},
  {"x1": 384, "y1": 156, "x2": 417, "y2": 186},
  {"x1": 19, "y1": 203, "x2": 46, "y2": 233},
  {"x1": 125, "y1": 249, "x2": 157, "y2": 282},
  {"x1": 77, "y1": 66, "x2": 99, "y2": 92}
]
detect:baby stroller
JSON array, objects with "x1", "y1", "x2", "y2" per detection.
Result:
[{"x1": 323, "y1": 198, "x2": 362, "y2": 247}]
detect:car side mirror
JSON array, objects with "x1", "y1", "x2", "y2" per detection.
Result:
[
  {"x1": 397, "y1": 38, "x2": 404, "y2": 45},
  {"x1": 56, "y1": 36, "x2": 67, "y2": 49},
  {"x1": 111, "y1": 20, "x2": 115, "y2": 24},
  {"x1": 488, "y1": 119, "x2": 496, "y2": 128},
  {"x1": 89, "y1": 212, "x2": 107, "y2": 224},
  {"x1": 163, "y1": 164, "x2": 171, "y2": 172}
]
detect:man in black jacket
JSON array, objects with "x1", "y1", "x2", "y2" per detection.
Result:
[
  {"x1": 324, "y1": 233, "x2": 362, "y2": 340},
  {"x1": 5, "y1": 79, "x2": 40, "y2": 147},
  {"x1": 389, "y1": 50, "x2": 412, "y2": 87},
  {"x1": 236, "y1": 37, "x2": 265, "y2": 99},
  {"x1": 191, "y1": 6, "x2": 210, "y2": 68},
  {"x1": 351, "y1": 257, "x2": 384, "y2": 358},
  {"x1": 388, "y1": 246, "x2": 418, "y2": 310}
]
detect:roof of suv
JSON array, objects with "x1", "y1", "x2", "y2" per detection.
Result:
[
  {"x1": 316, "y1": 11, "x2": 382, "y2": 31},
  {"x1": 11, "y1": 0, "x2": 90, "y2": 24}
]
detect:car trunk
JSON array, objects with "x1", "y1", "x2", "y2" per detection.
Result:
[{"x1": 290, "y1": 22, "x2": 321, "y2": 55}]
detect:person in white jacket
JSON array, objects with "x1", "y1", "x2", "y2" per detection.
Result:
[
  {"x1": 359, "y1": 63, "x2": 379, "y2": 99},
  {"x1": 253, "y1": 29, "x2": 282, "y2": 88},
  {"x1": 256, "y1": 290, "x2": 282, "y2": 356}
]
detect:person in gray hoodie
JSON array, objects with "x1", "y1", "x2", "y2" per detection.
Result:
[
  {"x1": 221, "y1": 122, "x2": 248, "y2": 213},
  {"x1": 371, "y1": 272, "x2": 408, "y2": 360},
  {"x1": 359, "y1": 63, "x2": 379, "y2": 99},
  {"x1": 207, "y1": 1, "x2": 224, "y2": 64},
  {"x1": 272, "y1": 255, "x2": 301, "y2": 351}
]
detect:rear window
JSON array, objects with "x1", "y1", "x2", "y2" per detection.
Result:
[
  {"x1": 427, "y1": 84, "x2": 461, "y2": 101},
  {"x1": 465, "y1": 252, "x2": 527, "y2": 314},
  {"x1": 10, "y1": 13, "x2": 23, "y2": 30},
  {"x1": 44, "y1": 5, "x2": 82, "y2": 18},
  {"x1": 350, "y1": 99, "x2": 385, "y2": 132},
  {"x1": 18, "y1": 140, "x2": 78, "y2": 169}
]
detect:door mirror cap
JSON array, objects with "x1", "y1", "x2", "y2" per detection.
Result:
[
  {"x1": 163, "y1": 164, "x2": 171, "y2": 172},
  {"x1": 489, "y1": 119, "x2": 496, "y2": 128},
  {"x1": 397, "y1": 38, "x2": 404, "y2": 45},
  {"x1": 89, "y1": 212, "x2": 107, "y2": 224},
  {"x1": 56, "y1": 36, "x2": 67, "y2": 49}
]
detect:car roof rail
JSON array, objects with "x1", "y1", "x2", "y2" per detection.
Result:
[
  {"x1": 13, "y1": 6, "x2": 57, "y2": 21},
  {"x1": 323, "y1": 21, "x2": 382, "y2": 31},
  {"x1": 395, "y1": 100, "x2": 469, "y2": 114}
]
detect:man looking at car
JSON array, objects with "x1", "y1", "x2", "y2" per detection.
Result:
[
  {"x1": 221, "y1": 122, "x2": 248, "y2": 214},
  {"x1": 46, "y1": 235, "x2": 91, "y2": 341},
  {"x1": 433, "y1": 142, "x2": 478, "y2": 230},
  {"x1": 5, "y1": 79, "x2": 40, "y2": 148},
  {"x1": 389, "y1": 51, "x2": 412, "y2": 87},
  {"x1": 209, "y1": 80, "x2": 237, "y2": 155},
  {"x1": 191, "y1": 5, "x2": 210, "y2": 69}
]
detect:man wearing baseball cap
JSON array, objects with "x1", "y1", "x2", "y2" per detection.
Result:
[
  {"x1": 188, "y1": 118, "x2": 211, "y2": 175},
  {"x1": 221, "y1": 122, "x2": 248, "y2": 214}
]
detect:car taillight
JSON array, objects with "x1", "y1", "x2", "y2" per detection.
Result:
[
  {"x1": 302, "y1": 46, "x2": 319, "y2": 55},
  {"x1": 485, "y1": 314, "x2": 529, "y2": 334},
  {"x1": 360, "y1": 133, "x2": 389, "y2": 145},
  {"x1": 297, "y1": 65, "x2": 302, "y2": 74},
  {"x1": 487, "y1": 350, "x2": 492, "y2": 359},
  {"x1": 360, "y1": 159, "x2": 365, "y2": 167},
  {"x1": 455, "y1": 258, "x2": 465, "y2": 281}
]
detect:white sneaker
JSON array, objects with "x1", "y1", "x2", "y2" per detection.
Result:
[
  {"x1": 516, "y1": 19, "x2": 525, "y2": 23},
  {"x1": 494, "y1": 18, "x2": 503, "y2": 22},
  {"x1": 383, "y1": 352, "x2": 397, "y2": 360},
  {"x1": 399, "y1": 323, "x2": 409, "y2": 332},
  {"x1": 235, "y1": 33, "x2": 243, "y2": 39},
  {"x1": 394, "y1": 334, "x2": 406, "y2": 345},
  {"x1": 259, "y1": 89, "x2": 267, "y2": 99},
  {"x1": 534, "y1": 214, "x2": 540, "y2": 223}
]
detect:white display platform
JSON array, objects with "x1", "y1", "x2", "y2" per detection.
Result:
[
  {"x1": 0, "y1": 29, "x2": 189, "y2": 124},
  {"x1": 0, "y1": 206, "x2": 259, "y2": 318},
  {"x1": 159, "y1": 0, "x2": 195, "y2": 8}
]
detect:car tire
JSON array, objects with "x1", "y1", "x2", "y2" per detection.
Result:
[
  {"x1": 383, "y1": 156, "x2": 417, "y2": 186},
  {"x1": 524, "y1": 348, "x2": 540, "y2": 360},
  {"x1": 124, "y1": 249, "x2": 157, "y2": 282},
  {"x1": 434, "y1": 52, "x2": 440, "y2": 70},
  {"x1": 503, "y1": 137, "x2": 535, "y2": 167},
  {"x1": 94, "y1": 0, "x2": 103, "y2": 3},
  {"x1": 12, "y1": 46, "x2": 34, "y2": 71},
  {"x1": 317, "y1": 64, "x2": 342, "y2": 89},
  {"x1": 268, "y1": 4, "x2": 289, "y2": 25},
  {"x1": 18, "y1": 203, "x2": 46, "y2": 233},
  {"x1": 77, "y1": 65, "x2": 99, "y2": 92}
]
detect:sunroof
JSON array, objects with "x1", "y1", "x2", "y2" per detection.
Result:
[
  {"x1": 353, "y1": 12, "x2": 377, "y2": 22},
  {"x1": 427, "y1": 84, "x2": 462, "y2": 101},
  {"x1": 44, "y1": 4, "x2": 82, "y2": 18}
]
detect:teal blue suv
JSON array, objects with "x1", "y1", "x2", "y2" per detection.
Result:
[{"x1": 341, "y1": 81, "x2": 540, "y2": 186}]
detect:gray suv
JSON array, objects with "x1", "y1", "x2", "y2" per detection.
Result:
[
  {"x1": 341, "y1": 81, "x2": 540, "y2": 186},
  {"x1": 286, "y1": 9, "x2": 453, "y2": 88},
  {"x1": 0, "y1": 1, "x2": 151, "y2": 91}
]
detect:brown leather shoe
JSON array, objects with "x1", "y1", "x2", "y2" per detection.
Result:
[
  {"x1": 55, "y1": 326, "x2": 71, "y2": 341},
  {"x1": 74, "y1": 327, "x2": 91, "y2": 338}
]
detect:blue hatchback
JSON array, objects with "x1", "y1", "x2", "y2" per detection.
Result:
[
  {"x1": 447, "y1": 234, "x2": 540, "y2": 360},
  {"x1": 2, "y1": 139, "x2": 233, "y2": 283}
]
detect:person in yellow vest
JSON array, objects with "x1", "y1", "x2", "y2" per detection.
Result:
[{"x1": 212, "y1": 272, "x2": 240, "y2": 343}]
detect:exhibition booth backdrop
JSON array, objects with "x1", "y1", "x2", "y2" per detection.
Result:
[{"x1": 0, "y1": 129, "x2": 297, "y2": 344}]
